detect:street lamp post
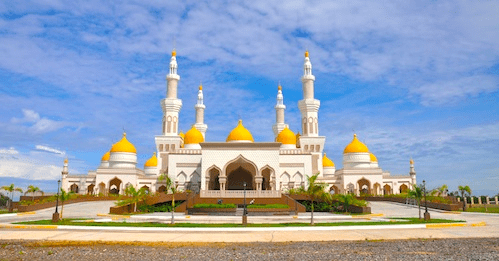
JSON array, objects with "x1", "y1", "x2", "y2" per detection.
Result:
[
  {"x1": 242, "y1": 182, "x2": 247, "y2": 226},
  {"x1": 52, "y1": 180, "x2": 61, "y2": 223},
  {"x1": 423, "y1": 180, "x2": 430, "y2": 221}
]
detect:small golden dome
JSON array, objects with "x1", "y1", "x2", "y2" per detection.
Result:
[
  {"x1": 184, "y1": 126, "x2": 204, "y2": 144},
  {"x1": 410, "y1": 158, "x2": 414, "y2": 165},
  {"x1": 226, "y1": 120, "x2": 254, "y2": 142},
  {"x1": 276, "y1": 127, "x2": 296, "y2": 145},
  {"x1": 144, "y1": 152, "x2": 157, "y2": 167},
  {"x1": 278, "y1": 84, "x2": 282, "y2": 91},
  {"x1": 343, "y1": 134, "x2": 369, "y2": 154},
  {"x1": 199, "y1": 84, "x2": 203, "y2": 90},
  {"x1": 110, "y1": 132, "x2": 137, "y2": 153},
  {"x1": 370, "y1": 153, "x2": 378, "y2": 162},
  {"x1": 64, "y1": 158, "x2": 68, "y2": 164},
  {"x1": 172, "y1": 49, "x2": 176, "y2": 57},
  {"x1": 323, "y1": 153, "x2": 335, "y2": 167},
  {"x1": 101, "y1": 151, "x2": 110, "y2": 161},
  {"x1": 305, "y1": 50, "x2": 309, "y2": 57}
]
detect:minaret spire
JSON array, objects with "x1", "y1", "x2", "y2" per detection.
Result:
[
  {"x1": 160, "y1": 48, "x2": 183, "y2": 136},
  {"x1": 273, "y1": 83, "x2": 288, "y2": 137},
  {"x1": 298, "y1": 50, "x2": 320, "y2": 137},
  {"x1": 194, "y1": 83, "x2": 208, "y2": 138},
  {"x1": 410, "y1": 158, "x2": 416, "y2": 185}
]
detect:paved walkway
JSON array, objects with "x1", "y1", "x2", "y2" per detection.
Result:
[{"x1": 0, "y1": 201, "x2": 497, "y2": 242}]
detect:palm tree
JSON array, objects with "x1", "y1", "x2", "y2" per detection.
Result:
[
  {"x1": 1, "y1": 184, "x2": 23, "y2": 211},
  {"x1": 304, "y1": 173, "x2": 330, "y2": 225},
  {"x1": 408, "y1": 184, "x2": 424, "y2": 219},
  {"x1": 337, "y1": 193, "x2": 355, "y2": 213},
  {"x1": 437, "y1": 184, "x2": 448, "y2": 197},
  {"x1": 124, "y1": 185, "x2": 147, "y2": 213},
  {"x1": 458, "y1": 185, "x2": 472, "y2": 211},
  {"x1": 25, "y1": 185, "x2": 43, "y2": 201},
  {"x1": 159, "y1": 173, "x2": 180, "y2": 224},
  {"x1": 59, "y1": 189, "x2": 74, "y2": 219}
]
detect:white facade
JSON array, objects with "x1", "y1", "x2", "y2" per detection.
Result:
[{"x1": 62, "y1": 50, "x2": 415, "y2": 197}]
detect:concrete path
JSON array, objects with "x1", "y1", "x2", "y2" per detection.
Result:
[{"x1": 0, "y1": 201, "x2": 497, "y2": 242}]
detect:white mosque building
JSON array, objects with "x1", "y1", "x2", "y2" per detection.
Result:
[{"x1": 61, "y1": 50, "x2": 416, "y2": 198}]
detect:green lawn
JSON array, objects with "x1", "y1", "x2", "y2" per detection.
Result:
[
  {"x1": 465, "y1": 205, "x2": 499, "y2": 213},
  {"x1": 16, "y1": 218, "x2": 464, "y2": 228}
]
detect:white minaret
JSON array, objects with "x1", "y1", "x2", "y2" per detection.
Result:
[
  {"x1": 194, "y1": 83, "x2": 208, "y2": 138},
  {"x1": 272, "y1": 84, "x2": 288, "y2": 137},
  {"x1": 161, "y1": 49, "x2": 183, "y2": 136},
  {"x1": 297, "y1": 50, "x2": 325, "y2": 176},
  {"x1": 155, "y1": 49, "x2": 184, "y2": 174},
  {"x1": 298, "y1": 50, "x2": 320, "y2": 137},
  {"x1": 410, "y1": 158, "x2": 417, "y2": 185}
]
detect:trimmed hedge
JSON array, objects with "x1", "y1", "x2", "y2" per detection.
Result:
[
  {"x1": 192, "y1": 203, "x2": 236, "y2": 209},
  {"x1": 247, "y1": 204, "x2": 289, "y2": 209}
]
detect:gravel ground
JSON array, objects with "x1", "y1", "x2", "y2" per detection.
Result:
[{"x1": 0, "y1": 238, "x2": 498, "y2": 260}]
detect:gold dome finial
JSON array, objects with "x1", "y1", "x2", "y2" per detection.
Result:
[
  {"x1": 64, "y1": 158, "x2": 68, "y2": 164},
  {"x1": 305, "y1": 50, "x2": 309, "y2": 57},
  {"x1": 172, "y1": 48, "x2": 176, "y2": 57},
  {"x1": 343, "y1": 134, "x2": 369, "y2": 154},
  {"x1": 410, "y1": 158, "x2": 414, "y2": 165},
  {"x1": 199, "y1": 82, "x2": 203, "y2": 90},
  {"x1": 278, "y1": 83, "x2": 282, "y2": 91}
]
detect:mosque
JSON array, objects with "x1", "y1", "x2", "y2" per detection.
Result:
[{"x1": 61, "y1": 50, "x2": 416, "y2": 198}]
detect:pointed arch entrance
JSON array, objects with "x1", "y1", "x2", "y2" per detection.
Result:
[
  {"x1": 109, "y1": 177, "x2": 122, "y2": 195},
  {"x1": 225, "y1": 155, "x2": 257, "y2": 190},
  {"x1": 357, "y1": 178, "x2": 371, "y2": 195}
]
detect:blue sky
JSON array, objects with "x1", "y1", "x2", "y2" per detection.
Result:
[{"x1": 0, "y1": 1, "x2": 498, "y2": 196}]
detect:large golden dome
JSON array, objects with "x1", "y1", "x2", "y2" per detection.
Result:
[
  {"x1": 226, "y1": 120, "x2": 254, "y2": 142},
  {"x1": 323, "y1": 153, "x2": 335, "y2": 167},
  {"x1": 184, "y1": 126, "x2": 204, "y2": 144},
  {"x1": 101, "y1": 151, "x2": 110, "y2": 161},
  {"x1": 370, "y1": 152, "x2": 378, "y2": 162},
  {"x1": 276, "y1": 127, "x2": 296, "y2": 145},
  {"x1": 343, "y1": 134, "x2": 369, "y2": 154},
  {"x1": 110, "y1": 133, "x2": 137, "y2": 153},
  {"x1": 144, "y1": 152, "x2": 157, "y2": 167}
]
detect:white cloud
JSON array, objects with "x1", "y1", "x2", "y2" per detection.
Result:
[
  {"x1": 35, "y1": 145, "x2": 65, "y2": 155},
  {"x1": 0, "y1": 147, "x2": 19, "y2": 155},
  {"x1": 9, "y1": 109, "x2": 69, "y2": 134}
]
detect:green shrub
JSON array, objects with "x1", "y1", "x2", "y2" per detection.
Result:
[
  {"x1": 137, "y1": 201, "x2": 184, "y2": 213},
  {"x1": 247, "y1": 204, "x2": 289, "y2": 209},
  {"x1": 297, "y1": 200, "x2": 332, "y2": 212},
  {"x1": 192, "y1": 203, "x2": 236, "y2": 209}
]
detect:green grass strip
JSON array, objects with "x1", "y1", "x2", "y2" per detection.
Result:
[{"x1": 15, "y1": 218, "x2": 464, "y2": 228}]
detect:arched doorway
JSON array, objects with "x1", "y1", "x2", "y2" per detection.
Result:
[
  {"x1": 261, "y1": 167, "x2": 272, "y2": 190},
  {"x1": 70, "y1": 183, "x2": 79, "y2": 193},
  {"x1": 158, "y1": 185, "x2": 166, "y2": 193},
  {"x1": 98, "y1": 182, "x2": 106, "y2": 195},
  {"x1": 399, "y1": 184, "x2": 409, "y2": 193},
  {"x1": 140, "y1": 185, "x2": 150, "y2": 193},
  {"x1": 373, "y1": 183, "x2": 381, "y2": 196},
  {"x1": 87, "y1": 184, "x2": 95, "y2": 195},
  {"x1": 347, "y1": 183, "x2": 355, "y2": 194},
  {"x1": 225, "y1": 156, "x2": 257, "y2": 190},
  {"x1": 109, "y1": 177, "x2": 122, "y2": 195},
  {"x1": 208, "y1": 167, "x2": 220, "y2": 190},
  {"x1": 227, "y1": 167, "x2": 253, "y2": 190},
  {"x1": 357, "y1": 178, "x2": 371, "y2": 195},
  {"x1": 329, "y1": 185, "x2": 339, "y2": 195},
  {"x1": 383, "y1": 184, "x2": 392, "y2": 195}
]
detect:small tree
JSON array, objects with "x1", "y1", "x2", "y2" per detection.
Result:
[
  {"x1": 408, "y1": 184, "x2": 424, "y2": 219},
  {"x1": 304, "y1": 173, "x2": 330, "y2": 225},
  {"x1": 159, "y1": 173, "x2": 180, "y2": 224},
  {"x1": 124, "y1": 186, "x2": 147, "y2": 213},
  {"x1": 337, "y1": 193, "x2": 355, "y2": 213},
  {"x1": 1, "y1": 184, "x2": 23, "y2": 211},
  {"x1": 458, "y1": 185, "x2": 472, "y2": 211},
  {"x1": 25, "y1": 185, "x2": 43, "y2": 201},
  {"x1": 59, "y1": 189, "x2": 74, "y2": 219}
]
